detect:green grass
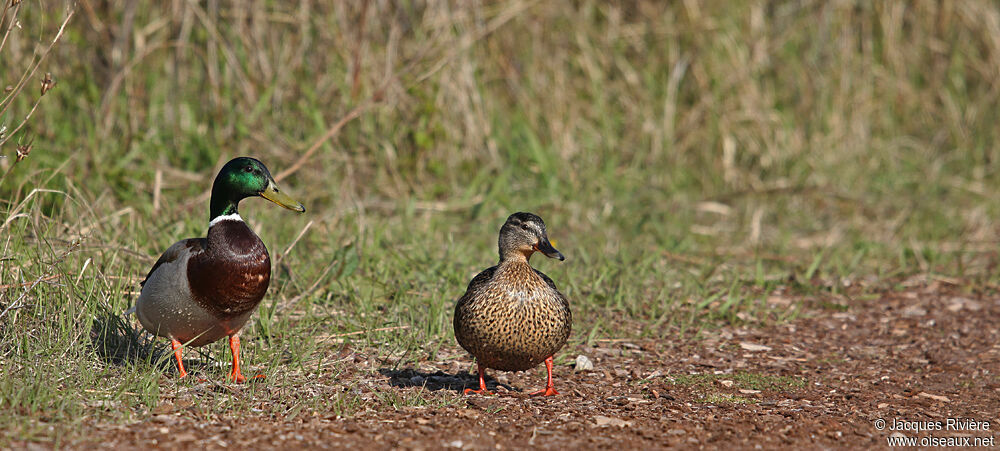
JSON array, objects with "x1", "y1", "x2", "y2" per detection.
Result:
[
  {"x1": 700, "y1": 393, "x2": 756, "y2": 405},
  {"x1": 2, "y1": 0, "x2": 1000, "y2": 444},
  {"x1": 671, "y1": 372, "x2": 806, "y2": 392},
  {"x1": 374, "y1": 385, "x2": 463, "y2": 411},
  {"x1": 670, "y1": 371, "x2": 805, "y2": 405}
]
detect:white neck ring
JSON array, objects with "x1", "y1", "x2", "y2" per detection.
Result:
[{"x1": 208, "y1": 212, "x2": 244, "y2": 227}]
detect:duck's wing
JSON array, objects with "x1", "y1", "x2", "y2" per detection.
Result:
[
  {"x1": 454, "y1": 265, "x2": 498, "y2": 353},
  {"x1": 534, "y1": 268, "x2": 572, "y2": 346},
  {"x1": 455, "y1": 265, "x2": 497, "y2": 306},
  {"x1": 533, "y1": 268, "x2": 570, "y2": 308},
  {"x1": 139, "y1": 238, "x2": 208, "y2": 288}
]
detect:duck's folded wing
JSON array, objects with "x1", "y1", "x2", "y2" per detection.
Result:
[
  {"x1": 534, "y1": 269, "x2": 570, "y2": 308},
  {"x1": 455, "y1": 266, "x2": 497, "y2": 306},
  {"x1": 139, "y1": 238, "x2": 208, "y2": 288}
]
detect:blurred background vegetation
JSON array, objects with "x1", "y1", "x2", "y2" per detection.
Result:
[{"x1": 3, "y1": 0, "x2": 1000, "y2": 435}]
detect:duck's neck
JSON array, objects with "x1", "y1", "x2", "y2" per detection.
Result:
[
  {"x1": 210, "y1": 197, "x2": 239, "y2": 220},
  {"x1": 207, "y1": 187, "x2": 244, "y2": 240},
  {"x1": 209, "y1": 171, "x2": 246, "y2": 221},
  {"x1": 496, "y1": 252, "x2": 547, "y2": 288},
  {"x1": 498, "y1": 250, "x2": 533, "y2": 266}
]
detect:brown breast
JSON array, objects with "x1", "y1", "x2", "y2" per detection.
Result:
[{"x1": 187, "y1": 219, "x2": 271, "y2": 319}]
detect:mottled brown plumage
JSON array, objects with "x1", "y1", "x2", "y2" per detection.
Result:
[{"x1": 454, "y1": 212, "x2": 571, "y2": 396}]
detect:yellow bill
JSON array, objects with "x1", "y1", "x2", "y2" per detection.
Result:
[{"x1": 260, "y1": 180, "x2": 306, "y2": 212}]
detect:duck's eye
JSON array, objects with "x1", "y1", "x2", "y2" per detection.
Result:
[
  {"x1": 520, "y1": 223, "x2": 530, "y2": 231},
  {"x1": 244, "y1": 166, "x2": 253, "y2": 173}
]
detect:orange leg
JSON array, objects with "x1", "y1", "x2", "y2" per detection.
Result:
[
  {"x1": 228, "y1": 334, "x2": 264, "y2": 383},
  {"x1": 170, "y1": 338, "x2": 188, "y2": 378},
  {"x1": 463, "y1": 363, "x2": 493, "y2": 395},
  {"x1": 529, "y1": 356, "x2": 559, "y2": 396},
  {"x1": 228, "y1": 334, "x2": 247, "y2": 383}
]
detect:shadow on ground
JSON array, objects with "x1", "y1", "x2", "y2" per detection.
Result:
[
  {"x1": 378, "y1": 367, "x2": 518, "y2": 393},
  {"x1": 89, "y1": 307, "x2": 206, "y2": 376}
]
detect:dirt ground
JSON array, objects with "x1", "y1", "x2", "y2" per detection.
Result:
[{"x1": 60, "y1": 281, "x2": 1000, "y2": 449}]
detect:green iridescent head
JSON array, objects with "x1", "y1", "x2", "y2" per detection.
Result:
[{"x1": 209, "y1": 157, "x2": 305, "y2": 220}]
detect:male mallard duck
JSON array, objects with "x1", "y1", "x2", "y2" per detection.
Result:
[
  {"x1": 132, "y1": 157, "x2": 305, "y2": 382},
  {"x1": 454, "y1": 212, "x2": 571, "y2": 396}
]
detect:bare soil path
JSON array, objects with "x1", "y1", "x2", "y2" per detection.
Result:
[{"x1": 63, "y1": 283, "x2": 1000, "y2": 449}]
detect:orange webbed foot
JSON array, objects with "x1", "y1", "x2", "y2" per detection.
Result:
[
  {"x1": 463, "y1": 363, "x2": 492, "y2": 395},
  {"x1": 229, "y1": 373, "x2": 265, "y2": 384},
  {"x1": 463, "y1": 387, "x2": 494, "y2": 396},
  {"x1": 529, "y1": 356, "x2": 560, "y2": 396},
  {"x1": 529, "y1": 387, "x2": 559, "y2": 397}
]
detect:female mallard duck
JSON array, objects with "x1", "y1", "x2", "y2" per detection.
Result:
[
  {"x1": 454, "y1": 212, "x2": 571, "y2": 396},
  {"x1": 132, "y1": 157, "x2": 304, "y2": 382}
]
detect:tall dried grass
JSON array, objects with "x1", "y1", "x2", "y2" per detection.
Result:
[
  {"x1": 14, "y1": 1, "x2": 996, "y2": 192},
  {"x1": 4, "y1": 0, "x2": 1000, "y2": 275},
  {"x1": 0, "y1": 1, "x2": 73, "y2": 186}
]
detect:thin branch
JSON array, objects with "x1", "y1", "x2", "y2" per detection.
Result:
[
  {"x1": 349, "y1": 0, "x2": 370, "y2": 100},
  {"x1": 0, "y1": 274, "x2": 51, "y2": 320},
  {"x1": 0, "y1": 7, "x2": 74, "y2": 121},
  {"x1": 0, "y1": 274, "x2": 60, "y2": 290},
  {"x1": 315, "y1": 326, "x2": 410, "y2": 342},
  {"x1": 280, "y1": 219, "x2": 313, "y2": 257},
  {"x1": 273, "y1": 102, "x2": 373, "y2": 183},
  {"x1": 276, "y1": 255, "x2": 338, "y2": 314},
  {"x1": 0, "y1": 2, "x2": 20, "y2": 56},
  {"x1": 0, "y1": 94, "x2": 43, "y2": 149}
]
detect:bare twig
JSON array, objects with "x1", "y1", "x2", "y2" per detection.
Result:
[
  {"x1": 274, "y1": 219, "x2": 313, "y2": 270},
  {"x1": 0, "y1": 274, "x2": 52, "y2": 320},
  {"x1": 349, "y1": 0, "x2": 370, "y2": 100},
  {"x1": 315, "y1": 326, "x2": 410, "y2": 342},
  {"x1": 180, "y1": 99, "x2": 378, "y2": 213},
  {"x1": 280, "y1": 219, "x2": 313, "y2": 256},
  {"x1": 152, "y1": 169, "x2": 162, "y2": 212},
  {"x1": 0, "y1": 7, "x2": 74, "y2": 188},
  {"x1": 273, "y1": 102, "x2": 374, "y2": 183},
  {"x1": 0, "y1": 2, "x2": 20, "y2": 56},
  {"x1": 276, "y1": 255, "x2": 338, "y2": 314},
  {"x1": 0, "y1": 7, "x2": 74, "y2": 123},
  {"x1": 0, "y1": 273, "x2": 60, "y2": 290}
]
